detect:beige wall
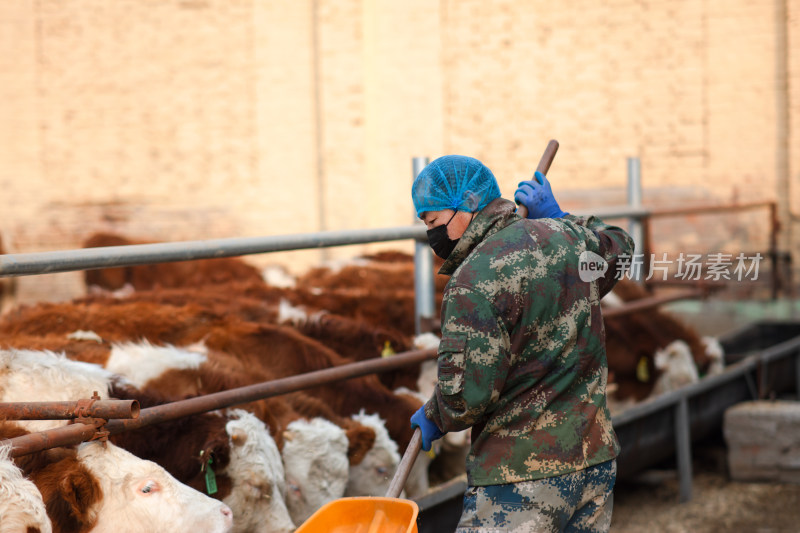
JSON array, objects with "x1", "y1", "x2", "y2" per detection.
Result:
[{"x1": 1, "y1": 0, "x2": 798, "y2": 302}]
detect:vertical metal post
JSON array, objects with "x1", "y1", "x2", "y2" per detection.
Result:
[
  {"x1": 675, "y1": 397, "x2": 693, "y2": 502},
  {"x1": 795, "y1": 352, "x2": 800, "y2": 401},
  {"x1": 311, "y1": 0, "x2": 327, "y2": 261},
  {"x1": 413, "y1": 157, "x2": 435, "y2": 335},
  {"x1": 759, "y1": 355, "x2": 768, "y2": 399},
  {"x1": 627, "y1": 158, "x2": 644, "y2": 282},
  {"x1": 769, "y1": 202, "x2": 780, "y2": 300},
  {"x1": 641, "y1": 215, "x2": 653, "y2": 293}
]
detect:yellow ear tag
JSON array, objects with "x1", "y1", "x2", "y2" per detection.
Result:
[
  {"x1": 425, "y1": 449, "x2": 436, "y2": 459},
  {"x1": 381, "y1": 341, "x2": 395, "y2": 358},
  {"x1": 636, "y1": 356, "x2": 650, "y2": 383}
]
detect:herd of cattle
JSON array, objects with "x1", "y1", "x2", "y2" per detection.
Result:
[{"x1": 0, "y1": 232, "x2": 726, "y2": 532}]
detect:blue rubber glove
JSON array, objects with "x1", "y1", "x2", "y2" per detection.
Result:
[
  {"x1": 410, "y1": 406, "x2": 444, "y2": 452},
  {"x1": 514, "y1": 171, "x2": 568, "y2": 219}
]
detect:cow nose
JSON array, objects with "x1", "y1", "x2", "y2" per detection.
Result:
[{"x1": 221, "y1": 503, "x2": 234, "y2": 522}]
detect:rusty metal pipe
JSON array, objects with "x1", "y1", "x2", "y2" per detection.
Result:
[
  {"x1": 603, "y1": 289, "x2": 706, "y2": 318},
  {"x1": 0, "y1": 399, "x2": 139, "y2": 421},
  {"x1": 645, "y1": 278, "x2": 728, "y2": 290},
  {"x1": 0, "y1": 348, "x2": 439, "y2": 456},
  {"x1": 106, "y1": 347, "x2": 438, "y2": 434},
  {"x1": 3, "y1": 422, "x2": 103, "y2": 458}
]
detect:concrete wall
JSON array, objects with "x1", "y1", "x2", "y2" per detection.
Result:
[{"x1": 0, "y1": 0, "x2": 797, "y2": 303}]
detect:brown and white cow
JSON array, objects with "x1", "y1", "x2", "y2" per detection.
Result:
[
  {"x1": 0, "y1": 287, "x2": 426, "y2": 495},
  {"x1": 107, "y1": 341, "x2": 349, "y2": 526},
  {"x1": 75, "y1": 440, "x2": 234, "y2": 533},
  {"x1": 0, "y1": 348, "x2": 294, "y2": 533},
  {"x1": 290, "y1": 252, "x2": 448, "y2": 337},
  {"x1": 2, "y1": 422, "x2": 233, "y2": 533},
  {"x1": 276, "y1": 300, "x2": 420, "y2": 392},
  {"x1": 195, "y1": 320, "x2": 423, "y2": 453},
  {"x1": 280, "y1": 417, "x2": 349, "y2": 525},
  {"x1": 0, "y1": 443, "x2": 52, "y2": 533},
  {"x1": 0, "y1": 301, "x2": 421, "y2": 453},
  {"x1": 0, "y1": 333, "x2": 352, "y2": 529},
  {"x1": 601, "y1": 279, "x2": 725, "y2": 407},
  {"x1": 104, "y1": 340, "x2": 388, "y2": 521},
  {"x1": 82, "y1": 233, "x2": 266, "y2": 294},
  {"x1": 344, "y1": 411, "x2": 400, "y2": 498},
  {"x1": 220, "y1": 410, "x2": 296, "y2": 533}
]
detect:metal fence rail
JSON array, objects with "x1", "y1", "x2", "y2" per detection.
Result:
[
  {"x1": 0, "y1": 226, "x2": 428, "y2": 277},
  {"x1": 0, "y1": 208, "x2": 644, "y2": 279},
  {"x1": 1, "y1": 348, "x2": 437, "y2": 458},
  {"x1": 0, "y1": 399, "x2": 139, "y2": 421},
  {"x1": 0, "y1": 198, "x2": 780, "y2": 336}
]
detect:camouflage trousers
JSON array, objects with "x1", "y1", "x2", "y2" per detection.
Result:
[{"x1": 455, "y1": 459, "x2": 616, "y2": 533}]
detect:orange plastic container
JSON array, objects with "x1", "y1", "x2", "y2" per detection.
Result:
[
  {"x1": 296, "y1": 496, "x2": 419, "y2": 533},
  {"x1": 297, "y1": 429, "x2": 423, "y2": 533}
]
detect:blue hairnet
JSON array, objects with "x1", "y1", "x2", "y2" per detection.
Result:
[{"x1": 411, "y1": 155, "x2": 501, "y2": 217}]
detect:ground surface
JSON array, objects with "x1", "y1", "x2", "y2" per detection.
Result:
[{"x1": 611, "y1": 450, "x2": 800, "y2": 533}]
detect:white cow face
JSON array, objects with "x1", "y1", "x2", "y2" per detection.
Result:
[
  {"x1": 0, "y1": 444, "x2": 52, "y2": 533},
  {"x1": 281, "y1": 418, "x2": 349, "y2": 526},
  {"x1": 224, "y1": 410, "x2": 295, "y2": 533},
  {"x1": 652, "y1": 340, "x2": 700, "y2": 396},
  {"x1": 78, "y1": 442, "x2": 234, "y2": 533},
  {"x1": 345, "y1": 412, "x2": 399, "y2": 497}
]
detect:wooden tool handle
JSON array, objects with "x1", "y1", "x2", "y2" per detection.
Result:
[
  {"x1": 516, "y1": 139, "x2": 560, "y2": 219},
  {"x1": 385, "y1": 427, "x2": 423, "y2": 498}
]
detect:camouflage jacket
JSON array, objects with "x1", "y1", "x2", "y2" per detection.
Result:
[{"x1": 423, "y1": 198, "x2": 634, "y2": 486}]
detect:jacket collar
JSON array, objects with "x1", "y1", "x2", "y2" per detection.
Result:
[{"x1": 439, "y1": 198, "x2": 521, "y2": 275}]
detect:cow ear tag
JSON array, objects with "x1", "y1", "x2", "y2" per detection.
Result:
[
  {"x1": 200, "y1": 450, "x2": 218, "y2": 495},
  {"x1": 381, "y1": 341, "x2": 395, "y2": 358},
  {"x1": 204, "y1": 456, "x2": 218, "y2": 495},
  {"x1": 636, "y1": 356, "x2": 650, "y2": 383}
]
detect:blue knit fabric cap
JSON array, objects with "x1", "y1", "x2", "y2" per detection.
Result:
[{"x1": 412, "y1": 155, "x2": 501, "y2": 217}]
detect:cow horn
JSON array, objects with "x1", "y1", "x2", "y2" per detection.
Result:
[{"x1": 230, "y1": 428, "x2": 248, "y2": 446}]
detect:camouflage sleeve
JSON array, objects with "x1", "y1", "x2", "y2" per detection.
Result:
[
  {"x1": 563, "y1": 214, "x2": 635, "y2": 298},
  {"x1": 424, "y1": 285, "x2": 511, "y2": 433}
]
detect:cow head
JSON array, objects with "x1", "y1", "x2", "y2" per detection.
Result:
[
  {"x1": 77, "y1": 441, "x2": 234, "y2": 533},
  {"x1": 345, "y1": 411, "x2": 399, "y2": 497},
  {"x1": 281, "y1": 417, "x2": 349, "y2": 525},
  {"x1": 223, "y1": 410, "x2": 295, "y2": 533}
]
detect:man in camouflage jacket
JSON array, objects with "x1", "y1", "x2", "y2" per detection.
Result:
[{"x1": 410, "y1": 155, "x2": 633, "y2": 532}]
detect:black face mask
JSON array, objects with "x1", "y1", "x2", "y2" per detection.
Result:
[{"x1": 427, "y1": 211, "x2": 460, "y2": 260}]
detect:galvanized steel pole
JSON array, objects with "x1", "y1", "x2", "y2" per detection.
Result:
[
  {"x1": 675, "y1": 397, "x2": 693, "y2": 502},
  {"x1": 796, "y1": 352, "x2": 800, "y2": 402},
  {"x1": 627, "y1": 157, "x2": 644, "y2": 282},
  {"x1": 0, "y1": 208, "x2": 657, "y2": 280},
  {"x1": 0, "y1": 226, "x2": 427, "y2": 278},
  {"x1": 412, "y1": 156, "x2": 435, "y2": 336}
]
